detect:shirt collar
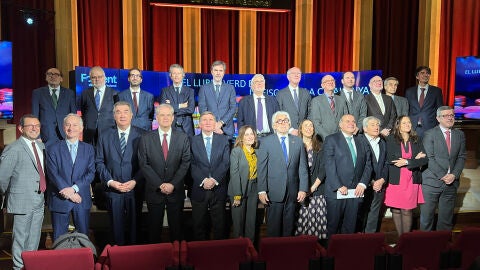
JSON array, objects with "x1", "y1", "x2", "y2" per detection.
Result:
[
  {"x1": 118, "y1": 125, "x2": 131, "y2": 136},
  {"x1": 129, "y1": 87, "x2": 140, "y2": 93},
  {"x1": 158, "y1": 128, "x2": 172, "y2": 138},
  {"x1": 364, "y1": 134, "x2": 380, "y2": 144}
]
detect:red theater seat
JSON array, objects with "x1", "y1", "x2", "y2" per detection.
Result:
[
  {"x1": 183, "y1": 238, "x2": 257, "y2": 270},
  {"x1": 22, "y1": 247, "x2": 94, "y2": 270},
  {"x1": 450, "y1": 227, "x2": 480, "y2": 269},
  {"x1": 391, "y1": 230, "x2": 451, "y2": 270},
  {"x1": 258, "y1": 235, "x2": 325, "y2": 270},
  {"x1": 326, "y1": 233, "x2": 388, "y2": 270}
]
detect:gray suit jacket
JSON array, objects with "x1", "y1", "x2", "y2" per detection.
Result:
[
  {"x1": 422, "y1": 126, "x2": 466, "y2": 188},
  {"x1": 228, "y1": 147, "x2": 251, "y2": 198},
  {"x1": 392, "y1": 95, "x2": 409, "y2": 117},
  {"x1": 338, "y1": 89, "x2": 367, "y2": 130},
  {"x1": 0, "y1": 138, "x2": 45, "y2": 214},
  {"x1": 257, "y1": 134, "x2": 309, "y2": 202},
  {"x1": 276, "y1": 87, "x2": 311, "y2": 129},
  {"x1": 308, "y1": 94, "x2": 349, "y2": 140}
]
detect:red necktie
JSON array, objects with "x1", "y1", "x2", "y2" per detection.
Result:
[
  {"x1": 32, "y1": 142, "x2": 46, "y2": 192},
  {"x1": 419, "y1": 88, "x2": 425, "y2": 108},
  {"x1": 132, "y1": 92, "x2": 139, "y2": 113},
  {"x1": 445, "y1": 130, "x2": 451, "y2": 154},
  {"x1": 329, "y1": 96, "x2": 335, "y2": 112},
  {"x1": 162, "y1": 133, "x2": 168, "y2": 160}
]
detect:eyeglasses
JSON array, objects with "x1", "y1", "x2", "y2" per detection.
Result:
[
  {"x1": 130, "y1": 74, "x2": 142, "y2": 78},
  {"x1": 440, "y1": 114, "x2": 455, "y2": 118},
  {"x1": 23, "y1": 124, "x2": 41, "y2": 129},
  {"x1": 46, "y1": 72, "x2": 61, "y2": 77},
  {"x1": 275, "y1": 119, "x2": 290, "y2": 124},
  {"x1": 252, "y1": 80, "x2": 265, "y2": 84},
  {"x1": 90, "y1": 75, "x2": 104, "y2": 80},
  {"x1": 322, "y1": 79, "x2": 335, "y2": 84}
]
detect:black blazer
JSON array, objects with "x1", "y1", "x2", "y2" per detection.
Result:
[
  {"x1": 386, "y1": 135, "x2": 428, "y2": 185},
  {"x1": 358, "y1": 134, "x2": 388, "y2": 183},
  {"x1": 364, "y1": 93, "x2": 397, "y2": 131},
  {"x1": 310, "y1": 148, "x2": 326, "y2": 196}
]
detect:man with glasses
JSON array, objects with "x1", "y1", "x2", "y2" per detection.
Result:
[
  {"x1": 257, "y1": 111, "x2": 308, "y2": 236},
  {"x1": 159, "y1": 64, "x2": 195, "y2": 136},
  {"x1": 364, "y1": 75, "x2": 397, "y2": 137},
  {"x1": 237, "y1": 74, "x2": 279, "y2": 137},
  {"x1": 118, "y1": 68, "x2": 154, "y2": 131},
  {"x1": 309, "y1": 74, "x2": 348, "y2": 141},
  {"x1": 421, "y1": 106, "x2": 466, "y2": 231},
  {"x1": 0, "y1": 115, "x2": 46, "y2": 270},
  {"x1": 81, "y1": 66, "x2": 118, "y2": 146},
  {"x1": 31, "y1": 68, "x2": 76, "y2": 147}
]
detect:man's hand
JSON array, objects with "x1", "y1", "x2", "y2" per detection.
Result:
[
  {"x1": 123, "y1": 180, "x2": 136, "y2": 192},
  {"x1": 258, "y1": 193, "x2": 270, "y2": 205},
  {"x1": 179, "y1": 101, "x2": 188, "y2": 109},
  {"x1": 297, "y1": 191, "x2": 307, "y2": 202},
  {"x1": 215, "y1": 122, "x2": 223, "y2": 130},
  {"x1": 338, "y1": 186, "x2": 348, "y2": 195},
  {"x1": 372, "y1": 178, "x2": 385, "y2": 192},
  {"x1": 441, "y1": 174, "x2": 456, "y2": 185},
  {"x1": 290, "y1": 129, "x2": 299, "y2": 136},
  {"x1": 380, "y1": 128, "x2": 391, "y2": 137},
  {"x1": 355, "y1": 184, "x2": 366, "y2": 197},
  {"x1": 160, "y1": 183, "x2": 175, "y2": 195},
  {"x1": 213, "y1": 128, "x2": 224, "y2": 135},
  {"x1": 353, "y1": 127, "x2": 360, "y2": 135},
  {"x1": 202, "y1": 178, "x2": 216, "y2": 190},
  {"x1": 69, "y1": 193, "x2": 82, "y2": 204},
  {"x1": 59, "y1": 187, "x2": 76, "y2": 199}
]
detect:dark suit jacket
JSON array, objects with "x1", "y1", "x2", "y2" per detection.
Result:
[
  {"x1": 276, "y1": 87, "x2": 311, "y2": 129},
  {"x1": 95, "y1": 126, "x2": 145, "y2": 193},
  {"x1": 198, "y1": 83, "x2": 237, "y2": 136},
  {"x1": 138, "y1": 130, "x2": 191, "y2": 204},
  {"x1": 358, "y1": 134, "x2": 388, "y2": 183},
  {"x1": 422, "y1": 126, "x2": 466, "y2": 188},
  {"x1": 405, "y1": 85, "x2": 443, "y2": 132},
  {"x1": 31, "y1": 86, "x2": 76, "y2": 146},
  {"x1": 310, "y1": 148, "x2": 326, "y2": 196},
  {"x1": 118, "y1": 89, "x2": 154, "y2": 131},
  {"x1": 338, "y1": 89, "x2": 368, "y2": 131},
  {"x1": 392, "y1": 95, "x2": 409, "y2": 117},
  {"x1": 257, "y1": 134, "x2": 309, "y2": 202},
  {"x1": 237, "y1": 95, "x2": 279, "y2": 133},
  {"x1": 323, "y1": 132, "x2": 372, "y2": 196},
  {"x1": 386, "y1": 135, "x2": 428, "y2": 185},
  {"x1": 159, "y1": 85, "x2": 195, "y2": 136},
  {"x1": 365, "y1": 93, "x2": 397, "y2": 131},
  {"x1": 190, "y1": 133, "x2": 230, "y2": 202},
  {"x1": 46, "y1": 141, "x2": 95, "y2": 213},
  {"x1": 81, "y1": 87, "x2": 118, "y2": 145}
]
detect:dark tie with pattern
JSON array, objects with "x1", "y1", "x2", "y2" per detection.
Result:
[
  {"x1": 120, "y1": 132, "x2": 126, "y2": 154},
  {"x1": 205, "y1": 137, "x2": 212, "y2": 162},
  {"x1": 329, "y1": 96, "x2": 335, "y2": 112},
  {"x1": 132, "y1": 92, "x2": 139, "y2": 113},
  {"x1": 215, "y1": 85, "x2": 220, "y2": 99},
  {"x1": 52, "y1": 88, "x2": 58, "y2": 108},
  {"x1": 257, "y1": 97, "x2": 264, "y2": 132},
  {"x1": 95, "y1": 89, "x2": 101, "y2": 110},
  {"x1": 162, "y1": 133, "x2": 168, "y2": 160},
  {"x1": 32, "y1": 142, "x2": 46, "y2": 193}
]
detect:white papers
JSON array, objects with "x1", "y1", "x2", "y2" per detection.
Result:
[{"x1": 336, "y1": 189, "x2": 364, "y2": 199}]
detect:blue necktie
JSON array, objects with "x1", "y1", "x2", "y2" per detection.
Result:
[
  {"x1": 281, "y1": 136, "x2": 288, "y2": 164},
  {"x1": 95, "y1": 89, "x2": 101, "y2": 110},
  {"x1": 256, "y1": 97, "x2": 264, "y2": 132},
  {"x1": 206, "y1": 137, "x2": 212, "y2": 162},
  {"x1": 214, "y1": 85, "x2": 220, "y2": 99},
  {"x1": 70, "y1": 143, "x2": 77, "y2": 163},
  {"x1": 120, "y1": 132, "x2": 126, "y2": 154},
  {"x1": 346, "y1": 137, "x2": 357, "y2": 166}
]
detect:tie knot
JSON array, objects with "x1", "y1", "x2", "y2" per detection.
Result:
[
  {"x1": 121, "y1": 132, "x2": 126, "y2": 137},
  {"x1": 421, "y1": 88, "x2": 425, "y2": 92},
  {"x1": 445, "y1": 130, "x2": 450, "y2": 135},
  {"x1": 281, "y1": 136, "x2": 286, "y2": 142},
  {"x1": 52, "y1": 88, "x2": 57, "y2": 93},
  {"x1": 329, "y1": 96, "x2": 334, "y2": 100},
  {"x1": 163, "y1": 133, "x2": 168, "y2": 138},
  {"x1": 347, "y1": 136, "x2": 352, "y2": 142},
  {"x1": 31, "y1": 141, "x2": 36, "y2": 147},
  {"x1": 206, "y1": 137, "x2": 211, "y2": 141}
]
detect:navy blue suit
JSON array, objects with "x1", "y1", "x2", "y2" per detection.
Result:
[
  {"x1": 405, "y1": 85, "x2": 443, "y2": 137},
  {"x1": 237, "y1": 95, "x2": 279, "y2": 133},
  {"x1": 190, "y1": 133, "x2": 230, "y2": 240},
  {"x1": 95, "y1": 126, "x2": 145, "y2": 245},
  {"x1": 46, "y1": 141, "x2": 95, "y2": 241},
  {"x1": 80, "y1": 87, "x2": 118, "y2": 146},
  {"x1": 323, "y1": 132, "x2": 372, "y2": 237},
  {"x1": 118, "y1": 89, "x2": 154, "y2": 131},
  {"x1": 159, "y1": 85, "x2": 195, "y2": 136},
  {"x1": 31, "y1": 86, "x2": 76, "y2": 147},
  {"x1": 198, "y1": 83, "x2": 237, "y2": 137}
]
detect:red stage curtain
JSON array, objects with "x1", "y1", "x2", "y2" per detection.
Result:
[
  {"x1": 77, "y1": 0, "x2": 123, "y2": 68},
  {"x1": 438, "y1": 0, "x2": 480, "y2": 106},
  {"x1": 311, "y1": 0, "x2": 354, "y2": 73},
  {"x1": 371, "y1": 0, "x2": 419, "y2": 96},
  {"x1": 143, "y1": 4, "x2": 183, "y2": 72},
  {"x1": 200, "y1": 10, "x2": 239, "y2": 73},
  {"x1": 256, "y1": 11, "x2": 293, "y2": 74}
]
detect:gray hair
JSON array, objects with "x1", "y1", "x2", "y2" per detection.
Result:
[
  {"x1": 200, "y1": 111, "x2": 217, "y2": 122},
  {"x1": 211, "y1": 60, "x2": 226, "y2": 71},
  {"x1": 271, "y1": 111, "x2": 291, "y2": 126},
  {"x1": 113, "y1": 101, "x2": 132, "y2": 113},
  {"x1": 384, "y1": 77, "x2": 399, "y2": 87},
  {"x1": 169, "y1": 64, "x2": 185, "y2": 75},
  {"x1": 155, "y1": 103, "x2": 174, "y2": 115},
  {"x1": 436, "y1": 106, "x2": 453, "y2": 117},
  {"x1": 63, "y1": 113, "x2": 83, "y2": 127},
  {"x1": 362, "y1": 116, "x2": 381, "y2": 131}
]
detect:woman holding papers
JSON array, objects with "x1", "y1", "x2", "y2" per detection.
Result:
[
  {"x1": 385, "y1": 115, "x2": 428, "y2": 235},
  {"x1": 295, "y1": 119, "x2": 327, "y2": 240}
]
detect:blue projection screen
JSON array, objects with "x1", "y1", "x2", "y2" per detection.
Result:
[
  {"x1": 455, "y1": 56, "x2": 480, "y2": 120},
  {"x1": 0, "y1": 41, "x2": 13, "y2": 119}
]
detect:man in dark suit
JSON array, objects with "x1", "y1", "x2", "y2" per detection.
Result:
[
  {"x1": 190, "y1": 111, "x2": 230, "y2": 240},
  {"x1": 364, "y1": 75, "x2": 397, "y2": 137},
  {"x1": 118, "y1": 68, "x2": 154, "y2": 131},
  {"x1": 276, "y1": 67, "x2": 311, "y2": 135},
  {"x1": 405, "y1": 66, "x2": 444, "y2": 137},
  {"x1": 309, "y1": 74, "x2": 349, "y2": 141},
  {"x1": 159, "y1": 64, "x2": 195, "y2": 136},
  {"x1": 357, "y1": 116, "x2": 388, "y2": 233},
  {"x1": 237, "y1": 74, "x2": 279, "y2": 136},
  {"x1": 46, "y1": 113, "x2": 96, "y2": 241},
  {"x1": 338, "y1": 71, "x2": 367, "y2": 133},
  {"x1": 421, "y1": 106, "x2": 466, "y2": 231},
  {"x1": 198, "y1": 60, "x2": 237, "y2": 138},
  {"x1": 0, "y1": 115, "x2": 46, "y2": 270},
  {"x1": 138, "y1": 104, "x2": 191, "y2": 243},
  {"x1": 257, "y1": 111, "x2": 309, "y2": 237},
  {"x1": 81, "y1": 66, "x2": 118, "y2": 146},
  {"x1": 31, "y1": 68, "x2": 77, "y2": 147},
  {"x1": 323, "y1": 114, "x2": 372, "y2": 237},
  {"x1": 96, "y1": 101, "x2": 145, "y2": 245},
  {"x1": 384, "y1": 77, "x2": 409, "y2": 117}
]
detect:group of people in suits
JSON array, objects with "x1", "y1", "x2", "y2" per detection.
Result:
[{"x1": 0, "y1": 62, "x2": 467, "y2": 268}]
